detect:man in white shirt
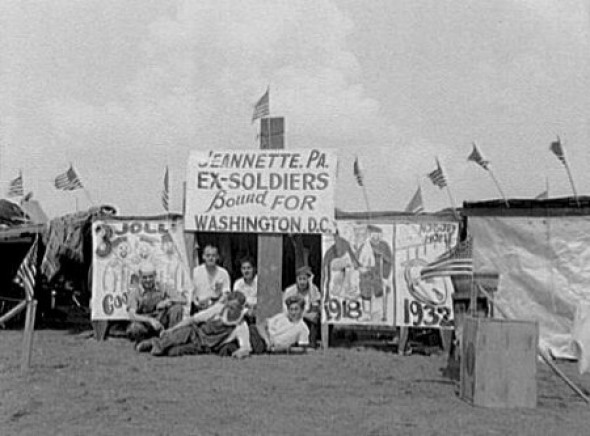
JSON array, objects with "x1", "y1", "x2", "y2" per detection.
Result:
[
  {"x1": 232, "y1": 294, "x2": 310, "y2": 358},
  {"x1": 232, "y1": 256, "x2": 257, "y2": 322},
  {"x1": 282, "y1": 265, "x2": 321, "y2": 347},
  {"x1": 192, "y1": 244, "x2": 231, "y2": 312}
]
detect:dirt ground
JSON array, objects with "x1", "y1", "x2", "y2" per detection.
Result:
[{"x1": 2, "y1": 327, "x2": 590, "y2": 436}]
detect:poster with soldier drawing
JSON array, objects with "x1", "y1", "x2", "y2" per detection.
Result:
[
  {"x1": 321, "y1": 221, "x2": 394, "y2": 326},
  {"x1": 394, "y1": 222, "x2": 458, "y2": 329},
  {"x1": 91, "y1": 216, "x2": 193, "y2": 320}
]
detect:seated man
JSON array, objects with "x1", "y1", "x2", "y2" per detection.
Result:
[
  {"x1": 282, "y1": 266, "x2": 321, "y2": 348},
  {"x1": 136, "y1": 291, "x2": 249, "y2": 357},
  {"x1": 192, "y1": 244, "x2": 231, "y2": 313},
  {"x1": 126, "y1": 262, "x2": 186, "y2": 342},
  {"x1": 233, "y1": 294, "x2": 310, "y2": 358}
]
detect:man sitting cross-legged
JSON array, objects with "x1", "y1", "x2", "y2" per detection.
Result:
[
  {"x1": 231, "y1": 294, "x2": 310, "y2": 358},
  {"x1": 126, "y1": 262, "x2": 186, "y2": 343},
  {"x1": 135, "y1": 291, "x2": 249, "y2": 357}
]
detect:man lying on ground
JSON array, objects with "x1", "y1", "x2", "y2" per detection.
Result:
[
  {"x1": 231, "y1": 294, "x2": 311, "y2": 358},
  {"x1": 135, "y1": 291, "x2": 249, "y2": 357},
  {"x1": 126, "y1": 262, "x2": 186, "y2": 343}
]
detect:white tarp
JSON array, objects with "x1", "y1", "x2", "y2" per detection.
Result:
[{"x1": 469, "y1": 216, "x2": 590, "y2": 359}]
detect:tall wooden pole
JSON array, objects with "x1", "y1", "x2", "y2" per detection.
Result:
[{"x1": 256, "y1": 117, "x2": 285, "y2": 327}]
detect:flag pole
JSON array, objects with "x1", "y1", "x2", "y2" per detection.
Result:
[
  {"x1": 487, "y1": 167, "x2": 509, "y2": 207},
  {"x1": 436, "y1": 157, "x2": 459, "y2": 219}
]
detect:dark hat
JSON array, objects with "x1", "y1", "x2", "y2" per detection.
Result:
[
  {"x1": 367, "y1": 224, "x2": 383, "y2": 233},
  {"x1": 296, "y1": 266, "x2": 313, "y2": 277}
]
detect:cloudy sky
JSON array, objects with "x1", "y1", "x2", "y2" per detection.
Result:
[{"x1": 1, "y1": 0, "x2": 589, "y2": 217}]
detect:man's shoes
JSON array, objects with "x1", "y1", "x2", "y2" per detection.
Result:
[
  {"x1": 135, "y1": 339, "x2": 154, "y2": 353},
  {"x1": 150, "y1": 341, "x2": 165, "y2": 356}
]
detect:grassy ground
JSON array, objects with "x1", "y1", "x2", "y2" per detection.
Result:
[{"x1": 1, "y1": 328, "x2": 590, "y2": 436}]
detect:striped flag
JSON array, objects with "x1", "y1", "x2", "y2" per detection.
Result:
[
  {"x1": 550, "y1": 136, "x2": 566, "y2": 165},
  {"x1": 427, "y1": 161, "x2": 447, "y2": 189},
  {"x1": 467, "y1": 143, "x2": 489, "y2": 170},
  {"x1": 420, "y1": 236, "x2": 473, "y2": 280},
  {"x1": 405, "y1": 187, "x2": 424, "y2": 214},
  {"x1": 14, "y1": 236, "x2": 39, "y2": 301},
  {"x1": 353, "y1": 157, "x2": 364, "y2": 186},
  {"x1": 54, "y1": 165, "x2": 83, "y2": 191},
  {"x1": 7, "y1": 171, "x2": 24, "y2": 197},
  {"x1": 252, "y1": 87, "x2": 270, "y2": 123},
  {"x1": 162, "y1": 166, "x2": 169, "y2": 212}
]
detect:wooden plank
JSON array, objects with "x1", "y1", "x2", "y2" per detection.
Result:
[
  {"x1": 92, "y1": 320, "x2": 110, "y2": 341},
  {"x1": 20, "y1": 300, "x2": 38, "y2": 373},
  {"x1": 257, "y1": 117, "x2": 285, "y2": 326},
  {"x1": 461, "y1": 316, "x2": 537, "y2": 408},
  {"x1": 256, "y1": 235, "x2": 284, "y2": 325}
]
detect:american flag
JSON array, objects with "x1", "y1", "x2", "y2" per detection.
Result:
[
  {"x1": 420, "y1": 236, "x2": 473, "y2": 280},
  {"x1": 467, "y1": 143, "x2": 489, "y2": 170},
  {"x1": 14, "y1": 236, "x2": 39, "y2": 301},
  {"x1": 252, "y1": 87, "x2": 270, "y2": 123},
  {"x1": 427, "y1": 161, "x2": 447, "y2": 189},
  {"x1": 7, "y1": 171, "x2": 24, "y2": 197},
  {"x1": 55, "y1": 166, "x2": 83, "y2": 191},
  {"x1": 162, "y1": 166, "x2": 169, "y2": 212},
  {"x1": 550, "y1": 136, "x2": 566, "y2": 166},
  {"x1": 353, "y1": 157, "x2": 364, "y2": 186},
  {"x1": 405, "y1": 186, "x2": 424, "y2": 214}
]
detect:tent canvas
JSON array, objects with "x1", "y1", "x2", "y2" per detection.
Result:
[{"x1": 464, "y1": 197, "x2": 590, "y2": 359}]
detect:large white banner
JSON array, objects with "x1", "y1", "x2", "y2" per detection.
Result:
[
  {"x1": 321, "y1": 221, "x2": 394, "y2": 326},
  {"x1": 469, "y1": 216, "x2": 590, "y2": 359},
  {"x1": 394, "y1": 222, "x2": 458, "y2": 329},
  {"x1": 185, "y1": 149, "x2": 337, "y2": 234},
  {"x1": 91, "y1": 217, "x2": 193, "y2": 320}
]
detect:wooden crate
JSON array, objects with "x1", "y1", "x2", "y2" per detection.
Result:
[{"x1": 460, "y1": 315, "x2": 538, "y2": 408}]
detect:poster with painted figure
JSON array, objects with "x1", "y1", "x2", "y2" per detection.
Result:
[
  {"x1": 322, "y1": 221, "x2": 394, "y2": 326},
  {"x1": 91, "y1": 216, "x2": 193, "y2": 320}
]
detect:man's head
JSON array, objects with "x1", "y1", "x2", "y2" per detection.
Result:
[
  {"x1": 239, "y1": 256, "x2": 256, "y2": 282},
  {"x1": 227, "y1": 291, "x2": 246, "y2": 307},
  {"x1": 367, "y1": 224, "x2": 383, "y2": 243},
  {"x1": 285, "y1": 295, "x2": 305, "y2": 322},
  {"x1": 203, "y1": 245, "x2": 219, "y2": 268},
  {"x1": 221, "y1": 293, "x2": 246, "y2": 325},
  {"x1": 353, "y1": 223, "x2": 368, "y2": 246},
  {"x1": 295, "y1": 266, "x2": 313, "y2": 291},
  {"x1": 139, "y1": 262, "x2": 157, "y2": 291}
]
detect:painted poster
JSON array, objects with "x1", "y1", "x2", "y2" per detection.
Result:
[
  {"x1": 184, "y1": 149, "x2": 337, "y2": 234},
  {"x1": 321, "y1": 221, "x2": 394, "y2": 325},
  {"x1": 91, "y1": 217, "x2": 193, "y2": 321},
  {"x1": 394, "y1": 222, "x2": 458, "y2": 329}
]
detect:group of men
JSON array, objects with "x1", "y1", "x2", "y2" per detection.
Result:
[{"x1": 126, "y1": 244, "x2": 321, "y2": 358}]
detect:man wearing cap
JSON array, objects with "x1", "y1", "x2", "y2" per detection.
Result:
[
  {"x1": 126, "y1": 262, "x2": 186, "y2": 342},
  {"x1": 282, "y1": 265, "x2": 321, "y2": 347},
  {"x1": 136, "y1": 291, "x2": 249, "y2": 357},
  {"x1": 192, "y1": 244, "x2": 231, "y2": 312}
]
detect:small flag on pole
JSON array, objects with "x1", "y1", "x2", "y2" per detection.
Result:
[
  {"x1": 467, "y1": 143, "x2": 489, "y2": 170},
  {"x1": 428, "y1": 161, "x2": 447, "y2": 189},
  {"x1": 420, "y1": 236, "x2": 473, "y2": 280},
  {"x1": 7, "y1": 171, "x2": 24, "y2": 197},
  {"x1": 14, "y1": 236, "x2": 39, "y2": 301},
  {"x1": 252, "y1": 87, "x2": 270, "y2": 123},
  {"x1": 353, "y1": 157, "x2": 364, "y2": 187},
  {"x1": 54, "y1": 165, "x2": 83, "y2": 191},
  {"x1": 550, "y1": 136, "x2": 566, "y2": 165},
  {"x1": 162, "y1": 166, "x2": 169, "y2": 212},
  {"x1": 405, "y1": 187, "x2": 424, "y2": 214}
]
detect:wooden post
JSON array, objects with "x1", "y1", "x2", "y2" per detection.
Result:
[
  {"x1": 21, "y1": 299, "x2": 38, "y2": 373},
  {"x1": 257, "y1": 117, "x2": 285, "y2": 326}
]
